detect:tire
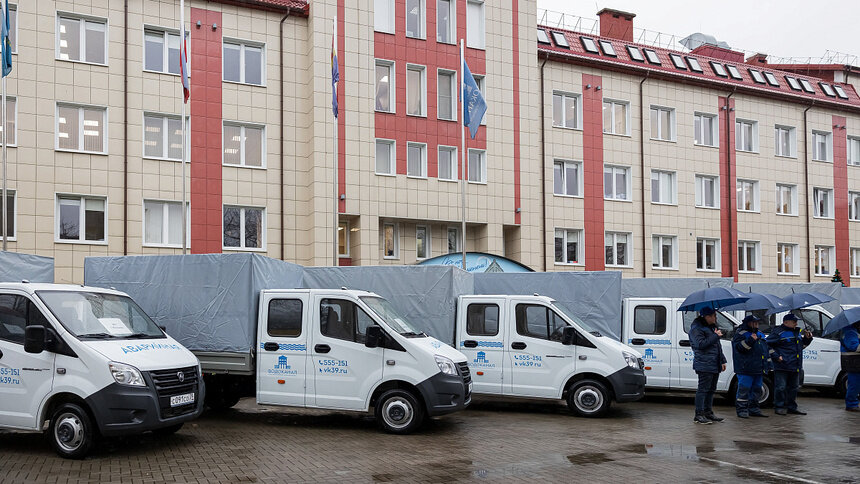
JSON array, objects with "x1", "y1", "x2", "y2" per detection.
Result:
[
  {"x1": 836, "y1": 373, "x2": 848, "y2": 397},
  {"x1": 153, "y1": 423, "x2": 184, "y2": 436},
  {"x1": 205, "y1": 382, "x2": 240, "y2": 410},
  {"x1": 48, "y1": 403, "x2": 97, "y2": 460},
  {"x1": 759, "y1": 377, "x2": 773, "y2": 407},
  {"x1": 374, "y1": 389, "x2": 424, "y2": 434},
  {"x1": 566, "y1": 379, "x2": 612, "y2": 418}
]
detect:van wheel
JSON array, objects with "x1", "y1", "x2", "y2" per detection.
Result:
[
  {"x1": 153, "y1": 423, "x2": 184, "y2": 436},
  {"x1": 49, "y1": 403, "x2": 96, "y2": 459},
  {"x1": 759, "y1": 377, "x2": 773, "y2": 407},
  {"x1": 567, "y1": 380, "x2": 611, "y2": 418},
  {"x1": 375, "y1": 389, "x2": 424, "y2": 434}
]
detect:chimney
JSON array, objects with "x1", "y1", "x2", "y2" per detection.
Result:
[
  {"x1": 597, "y1": 8, "x2": 635, "y2": 42},
  {"x1": 690, "y1": 45, "x2": 745, "y2": 63},
  {"x1": 745, "y1": 53, "x2": 768, "y2": 66}
]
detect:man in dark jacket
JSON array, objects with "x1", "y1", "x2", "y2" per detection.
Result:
[
  {"x1": 732, "y1": 314, "x2": 770, "y2": 418},
  {"x1": 841, "y1": 321, "x2": 860, "y2": 412},
  {"x1": 766, "y1": 313, "x2": 813, "y2": 415},
  {"x1": 689, "y1": 306, "x2": 727, "y2": 424}
]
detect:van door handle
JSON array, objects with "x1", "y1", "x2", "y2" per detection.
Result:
[
  {"x1": 511, "y1": 342, "x2": 527, "y2": 350},
  {"x1": 463, "y1": 340, "x2": 478, "y2": 348},
  {"x1": 263, "y1": 342, "x2": 280, "y2": 351},
  {"x1": 820, "y1": 349, "x2": 838, "y2": 353},
  {"x1": 315, "y1": 344, "x2": 331, "y2": 354},
  {"x1": 679, "y1": 340, "x2": 691, "y2": 347},
  {"x1": 630, "y1": 338, "x2": 646, "y2": 345},
  {"x1": 0, "y1": 349, "x2": 3, "y2": 359}
]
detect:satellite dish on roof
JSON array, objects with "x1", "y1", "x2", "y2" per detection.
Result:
[{"x1": 680, "y1": 32, "x2": 731, "y2": 50}]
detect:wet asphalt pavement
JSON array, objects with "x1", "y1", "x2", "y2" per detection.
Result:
[{"x1": 0, "y1": 391, "x2": 857, "y2": 483}]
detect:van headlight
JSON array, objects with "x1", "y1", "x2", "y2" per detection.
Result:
[
  {"x1": 435, "y1": 355, "x2": 458, "y2": 376},
  {"x1": 623, "y1": 352, "x2": 642, "y2": 370},
  {"x1": 109, "y1": 362, "x2": 146, "y2": 387}
]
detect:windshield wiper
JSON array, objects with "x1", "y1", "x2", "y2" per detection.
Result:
[
  {"x1": 77, "y1": 332, "x2": 116, "y2": 339},
  {"x1": 589, "y1": 331, "x2": 603, "y2": 337},
  {"x1": 400, "y1": 331, "x2": 427, "y2": 338},
  {"x1": 125, "y1": 333, "x2": 160, "y2": 339}
]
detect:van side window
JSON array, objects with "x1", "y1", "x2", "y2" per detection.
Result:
[
  {"x1": 268, "y1": 299, "x2": 303, "y2": 337},
  {"x1": 682, "y1": 311, "x2": 734, "y2": 340},
  {"x1": 321, "y1": 299, "x2": 373, "y2": 344},
  {"x1": 466, "y1": 304, "x2": 499, "y2": 336},
  {"x1": 633, "y1": 306, "x2": 666, "y2": 335},
  {"x1": 795, "y1": 309, "x2": 833, "y2": 339},
  {"x1": 515, "y1": 304, "x2": 567, "y2": 341},
  {"x1": 0, "y1": 294, "x2": 28, "y2": 344}
]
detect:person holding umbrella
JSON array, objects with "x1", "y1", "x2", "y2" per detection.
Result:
[
  {"x1": 766, "y1": 313, "x2": 813, "y2": 415},
  {"x1": 732, "y1": 314, "x2": 770, "y2": 418},
  {"x1": 690, "y1": 307, "x2": 727, "y2": 424},
  {"x1": 840, "y1": 320, "x2": 859, "y2": 412}
]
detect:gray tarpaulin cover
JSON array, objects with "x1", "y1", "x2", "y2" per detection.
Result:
[
  {"x1": 301, "y1": 266, "x2": 473, "y2": 344},
  {"x1": 84, "y1": 254, "x2": 304, "y2": 352},
  {"x1": 0, "y1": 251, "x2": 53, "y2": 283},
  {"x1": 732, "y1": 282, "x2": 843, "y2": 315},
  {"x1": 841, "y1": 287, "x2": 860, "y2": 307},
  {"x1": 474, "y1": 272, "x2": 623, "y2": 339},
  {"x1": 621, "y1": 278, "x2": 734, "y2": 300}
]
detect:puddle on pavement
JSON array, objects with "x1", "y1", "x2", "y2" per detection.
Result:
[
  {"x1": 802, "y1": 432, "x2": 860, "y2": 444},
  {"x1": 566, "y1": 452, "x2": 614, "y2": 465}
]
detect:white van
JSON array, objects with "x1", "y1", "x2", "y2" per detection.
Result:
[
  {"x1": 622, "y1": 297, "x2": 771, "y2": 403},
  {"x1": 454, "y1": 295, "x2": 645, "y2": 417},
  {"x1": 198, "y1": 289, "x2": 470, "y2": 434},
  {"x1": 0, "y1": 283, "x2": 204, "y2": 459}
]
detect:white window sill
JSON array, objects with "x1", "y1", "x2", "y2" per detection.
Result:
[
  {"x1": 737, "y1": 209, "x2": 760, "y2": 214},
  {"x1": 738, "y1": 270, "x2": 762, "y2": 275},
  {"x1": 651, "y1": 201, "x2": 678, "y2": 207},
  {"x1": 812, "y1": 158, "x2": 833, "y2": 163},
  {"x1": 56, "y1": 148, "x2": 108, "y2": 156},
  {"x1": 223, "y1": 163, "x2": 267, "y2": 170},
  {"x1": 142, "y1": 243, "x2": 187, "y2": 249},
  {"x1": 606, "y1": 264, "x2": 633, "y2": 269},
  {"x1": 223, "y1": 79, "x2": 267, "y2": 88},
  {"x1": 778, "y1": 272, "x2": 801, "y2": 277},
  {"x1": 649, "y1": 137, "x2": 676, "y2": 143},
  {"x1": 0, "y1": 237, "x2": 17, "y2": 242},
  {"x1": 652, "y1": 266, "x2": 679, "y2": 271},
  {"x1": 554, "y1": 193, "x2": 583, "y2": 199},
  {"x1": 814, "y1": 273, "x2": 833, "y2": 278},
  {"x1": 554, "y1": 262, "x2": 584, "y2": 267},
  {"x1": 143, "y1": 69, "x2": 181, "y2": 77},
  {"x1": 603, "y1": 132, "x2": 631, "y2": 138},
  {"x1": 376, "y1": 109, "x2": 395, "y2": 114},
  {"x1": 851, "y1": 218, "x2": 860, "y2": 223},
  {"x1": 407, "y1": 113, "x2": 427, "y2": 118},
  {"x1": 383, "y1": 256, "x2": 400, "y2": 260},
  {"x1": 813, "y1": 216, "x2": 834, "y2": 220},
  {"x1": 338, "y1": 254, "x2": 350, "y2": 259},
  {"x1": 223, "y1": 246, "x2": 267, "y2": 253},
  {"x1": 468, "y1": 180, "x2": 487, "y2": 185},
  {"x1": 56, "y1": 57, "x2": 108, "y2": 68},
  {"x1": 375, "y1": 172, "x2": 397, "y2": 177},
  {"x1": 695, "y1": 205, "x2": 720, "y2": 210},
  {"x1": 776, "y1": 212, "x2": 799, "y2": 217},
  {"x1": 55, "y1": 239, "x2": 108, "y2": 246},
  {"x1": 696, "y1": 268, "x2": 721, "y2": 273},
  {"x1": 693, "y1": 142, "x2": 719, "y2": 149},
  {"x1": 775, "y1": 154, "x2": 797, "y2": 160},
  {"x1": 144, "y1": 156, "x2": 186, "y2": 163},
  {"x1": 375, "y1": 28, "x2": 395, "y2": 35},
  {"x1": 438, "y1": 177, "x2": 458, "y2": 183},
  {"x1": 406, "y1": 35, "x2": 426, "y2": 41},
  {"x1": 736, "y1": 149, "x2": 759, "y2": 154},
  {"x1": 466, "y1": 44, "x2": 486, "y2": 51},
  {"x1": 552, "y1": 124, "x2": 582, "y2": 131},
  {"x1": 406, "y1": 174, "x2": 428, "y2": 180},
  {"x1": 437, "y1": 117, "x2": 458, "y2": 123},
  {"x1": 605, "y1": 197, "x2": 633, "y2": 203},
  {"x1": 849, "y1": 162, "x2": 860, "y2": 168}
]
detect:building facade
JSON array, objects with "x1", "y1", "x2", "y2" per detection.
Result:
[{"x1": 1, "y1": 2, "x2": 860, "y2": 285}]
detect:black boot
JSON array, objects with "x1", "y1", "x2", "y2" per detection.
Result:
[{"x1": 704, "y1": 412, "x2": 724, "y2": 422}]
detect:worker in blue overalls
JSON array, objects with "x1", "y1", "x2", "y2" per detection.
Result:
[
  {"x1": 732, "y1": 314, "x2": 770, "y2": 418},
  {"x1": 766, "y1": 313, "x2": 813, "y2": 415},
  {"x1": 841, "y1": 320, "x2": 860, "y2": 412}
]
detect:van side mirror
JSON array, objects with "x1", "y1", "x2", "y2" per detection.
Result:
[
  {"x1": 561, "y1": 326, "x2": 577, "y2": 346},
  {"x1": 365, "y1": 326, "x2": 384, "y2": 348},
  {"x1": 24, "y1": 325, "x2": 46, "y2": 354}
]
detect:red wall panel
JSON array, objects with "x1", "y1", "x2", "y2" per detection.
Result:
[
  {"x1": 833, "y1": 115, "x2": 850, "y2": 286},
  {"x1": 582, "y1": 74, "x2": 604, "y2": 271},
  {"x1": 719, "y1": 96, "x2": 737, "y2": 280}
]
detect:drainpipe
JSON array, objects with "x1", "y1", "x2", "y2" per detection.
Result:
[
  {"x1": 724, "y1": 89, "x2": 735, "y2": 279},
  {"x1": 539, "y1": 53, "x2": 548, "y2": 271},
  {"x1": 279, "y1": 11, "x2": 291, "y2": 261},
  {"x1": 639, "y1": 73, "x2": 648, "y2": 277},
  {"x1": 803, "y1": 102, "x2": 814, "y2": 282},
  {"x1": 123, "y1": 0, "x2": 129, "y2": 255}
]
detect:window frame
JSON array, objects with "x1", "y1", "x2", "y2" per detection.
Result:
[
  {"x1": 536, "y1": 29, "x2": 550, "y2": 45},
  {"x1": 0, "y1": 96, "x2": 17, "y2": 147},
  {"x1": 602, "y1": 99, "x2": 630, "y2": 136},
  {"x1": 774, "y1": 125, "x2": 797, "y2": 158},
  {"x1": 737, "y1": 240, "x2": 761, "y2": 274},
  {"x1": 598, "y1": 40, "x2": 616, "y2": 57},
  {"x1": 604, "y1": 231, "x2": 632, "y2": 268},
  {"x1": 436, "y1": 0, "x2": 457, "y2": 44},
  {"x1": 669, "y1": 53, "x2": 687, "y2": 70},
  {"x1": 710, "y1": 61, "x2": 727, "y2": 77},
  {"x1": 643, "y1": 48, "x2": 661, "y2": 65},
  {"x1": 694, "y1": 174, "x2": 719, "y2": 209},
  {"x1": 415, "y1": 225, "x2": 430, "y2": 260},
  {"x1": 552, "y1": 91, "x2": 582, "y2": 130},
  {"x1": 633, "y1": 305, "x2": 668, "y2": 335},
  {"x1": 775, "y1": 183, "x2": 798, "y2": 216},
  {"x1": 649, "y1": 105, "x2": 675, "y2": 142},
  {"x1": 777, "y1": 243, "x2": 799, "y2": 276},
  {"x1": 696, "y1": 237, "x2": 721, "y2": 272},
  {"x1": 465, "y1": 0, "x2": 485, "y2": 50},
  {"x1": 686, "y1": 56, "x2": 703, "y2": 73},
  {"x1": 437, "y1": 68, "x2": 457, "y2": 121},
  {"x1": 382, "y1": 222, "x2": 399, "y2": 259},
  {"x1": 627, "y1": 46, "x2": 644, "y2": 62},
  {"x1": 222, "y1": 121, "x2": 267, "y2": 169},
  {"x1": 812, "y1": 130, "x2": 833, "y2": 162},
  {"x1": 405, "y1": 0, "x2": 426, "y2": 40},
  {"x1": 437, "y1": 145, "x2": 457, "y2": 181},
  {"x1": 735, "y1": 119, "x2": 759, "y2": 153},
  {"x1": 55, "y1": 193, "x2": 108, "y2": 245},
  {"x1": 736, "y1": 179, "x2": 760, "y2": 213},
  {"x1": 693, "y1": 112, "x2": 718, "y2": 148},
  {"x1": 55, "y1": 103, "x2": 108, "y2": 155},
  {"x1": 406, "y1": 141, "x2": 428, "y2": 178},
  {"x1": 338, "y1": 221, "x2": 350, "y2": 258},
  {"x1": 850, "y1": 191, "x2": 860, "y2": 222},
  {"x1": 554, "y1": 228, "x2": 583, "y2": 266},
  {"x1": 374, "y1": 59, "x2": 395, "y2": 114},
  {"x1": 848, "y1": 136, "x2": 860, "y2": 166},
  {"x1": 222, "y1": 38, "x2": 266, "y2": 87},
  {"x1": 142, "y1": 26, "x2": 184, "y2": 76},
  {"x1": 375, "y1": 138, "x2": 396, "y2": 176},
  {"x1": 142, "y1": 112, "x2": 189, "y2": 162},
  {"x1": 466, "y1": 303, "x2": 500, "y2": 337},
  {"x1": 406, "y1": 63, "x2": 427, "y2": 117},
  {"x1": 142, "y1": 199, "x2": 190, "y2": 248},
  {"x1": 651, "y1": 234, "x2": 677, "y2": 270},
  {"x1": 2, "y1": 188, "x2": 16, "y2": 241},
  {"x1": 467, "y1": 149, "x2": 487, "y2": 184},
  {"x1": 447, "y1": 226, "x2": 461, "y2": 253},
  {"x1": 554, "y1": 159, "x2": 583, "y2": 198},
  {"x1": 650, "y1": 170, "x2": 677, "y2": 205},
  {"x1": 267, "y1": 299, "x2": 304, "y2": 338},
  {"x1": 56, "y1": 13, "x2": 108, "y2": 66},
  {"x1": 851, "y1": 247, "x2": 860, "y2": 278},
  {"x1": 6, "y1": 3, "x2": 16, "y2": 54},
  {"x1": 726, "y1": 64, "x2": 743, "y2": 80},
  {"x1": 221, "y1": 205, "x2": 266, "y2": 251},
  {"x1": 603, "y1": 165, "x2": 631, "y2": 201},
  {"x1": 813, "y1": 187, "x2": 834, "y2": 219},
  {"x1": 814, "y1": 245, "x2": 835, "y2": 277},
  {"x1": 374, "y1": 0, "x2": 395, "y2": 34}
]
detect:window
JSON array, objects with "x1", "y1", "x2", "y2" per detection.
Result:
[
  {"x1": 57, "y1": 14, "x2": 106, "y2": 64},
  {"x1": 144, "y1": 28, "x2": 181, "y2": 74},
  {"x1": 669, "y1": 54, "x2": 686, "y2": 70},
  {"x1": 438, "y1": 70, "x2": 456, "y2": 120},
  {"x1": 633, "y1": 306, "x2": 667, "y2": 335},
  {"x1": 850, "y1": 192, "x2": 860, "y2": 221},
  {"x1": 814, "y1": 246, "x2": 834, "y2": 276},
  {"x1": 604, "y1": 165, "x2": 630, "y2": 201},
  {"x1": 554, "y1": 229, "x2": 582, "y2": 265},
  {"x1": 820, "y1": 82, "x2": 836, "y2": 97},
  {"x1": 144, "y1": 114, "x2": 186, "y2": 160},
  {"x1": 686, "y1": 57, "x2": 703, "y2": 72},
  {"x1": 536, "y1": 29, "x2": 550, "y2": 45},
  {"x1": 554, "y1": 160, "x2": 582, "y2": 197},
  {"x1": 552, "y1": 92, "x2": 580, "y2": 129},
  {"x1": 774, "y1": 125, "x2": 796, "y2": 157},
  {"x1": 643, "y1": 48, "x2": 660, "y2": 65},
  {"x1": 776, "y1": 184, "x2": 797, "y2": 215},
  {"x1": 406, "y1": 0, "x2": 425, "y2": 39},
  {"x1": 834, "y1": 85, "x2": 849, "y2": 99},
  {"x1": 466, "y1": 304, "x2": 499, "y2": 336},
  {"x1": 3, "y1": 189, "x2": 14, "y2": 240},
  {"x1": 447, "y1": 227, "x2": 460, "y2": 253},
  {"x1": 0, "y1": 294, "x2": 26, "y2": 344},
  {"x1": 56, "y1": 104, "x2": 106, "y2": 153},
  {"x1": 627, "y1": 46, "x2": 644, "y2": 62},
  {"x1": 812, "y1": 131, "x2": 832, "y2": 161},
  {"x1": 383, "y1": 222, "x2": 398, "y2": 258},
  {"x1": 375, "y1": 139, "x2": 395, "y2": 175},
  {"x1": 605, "y1": 232, "x2": 630, "y2": 267},
  {"x1": 813, "y1": 188, "x2": 833, "y2": 218},
  {"x1": 737, "y1": 180, "x2": 759, "y2": 212},
  {"x1": 650, "y1": 170, "x2": 676, "y2": 204},
  {"x1": 0, "y1": 97, "x2": 16, "y2": 146},
  {"x1": 848, "y1": 137, "x2": 860, "y2": 166},
  {"x1": 778, "y1": 243, "x2": 798, "y2": 275},
  {"x1": 320, "y1": 299, "x2": 374, "y2": 344},
  {"x1": 697, "y1": 238, "x2": 720, "y2": 271},
  {"x1": 406, "y1": 65, "x2": 426, "y2": 116},
  {"x1": 763, "y1": 72, "x2": 779, "y2": 86},
  {"x1": 57, "y1": 195, "x2": 106, "y2": 243},
  {"x1": 223, "y1": 40, "x2": 264, "y2": 86},
  {"x1": 650, "y1": 106, "x2": 674, "y2": 141},
  {"x1": 711, "y1": 61, "x2": 728, "y2": 77},
  {"x1": 552, "y1": 32, "x2": 569, "y2": 49},
  {"x1": 375, "y1": 60, "x2": 395, "y2": 113},
  {"x1": 375, "y1": 0, "x2": 395, "y2": 33},
  {"x1": 468, "y1": 149, "x2": 486, "y2": 183},
  {"x1": 473, "y1": 74, "x2": 486, "y2": 126},
  {"x1": 602, "y1": 100, "x2": 629, "y2": 135},
  {"x1": 695, "y1": 175, "x2": 719, "y2": 209},
  {"x1": 267, "y1": 299, "x2": 303, "y2": 337},
  {"x1": 466, "y1": 0, "x2": 485, "y2": 49},
  {"x1": 785, "y1": 76, "x2": 802, "y2": 91},
  {"x1": 223, "y1": 123, "x2": 265, "y2": 168},
  {"x1": 580, "y1": 37, "x2": 598, "y2": 53},
  {"x1": 143, "y1": 200, "x2": 188, "y2": 247},
  {"x1": 748, "y1": 69, "x2": 765, "y2": 84},
  {"x1": 438, "y1": 146, "x2": 457, "y2": 180},
  {"x1": 694, "y1": 113, "x2": 717, "y2": 147},
  {"x1": 735, "y1": 119, "x2": 758, "y2": 152},
  {"x1": 407, "y1": 142, "x2": 427, "y2": 177},
  {"x1": 416, "y1": 225, "x2": 430, "y2": 260},
  {"x1": 726, "y1": 64, "x2": 743, "y2": 80},
  {"x1": 738, "y1": 241, "x2": 760, "y2": 273},
  {"x1": 515, "y1": 304, "x2": 567, "y2": 341},
  {"x1": 652, "y1": 235, "x2": 676, "y2": 269},
  {"x1": 852, "y1": 248, "x2": 860, "y2": 277},
  {"x1": 6, "y1": 4, "x2": 15, "y2": 53},
  {"x1": 338, "y1": 221, "x2": 349, "y2": 257},
  {"x1": 223, "y1": 206, "x2": 264, "y2": 250},
  {"x1": 598, "y1": 40, "x2": 616, "y2": 56},
  {"x1": 799, "y1": 78, "x2": 814, "y2": 93}
]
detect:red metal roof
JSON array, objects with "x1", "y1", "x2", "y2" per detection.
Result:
[
  {"x1": 537, "y1": 25, "x2": 860, "y2": 112},
  {"x1": 213, "y1": 0, "x2": 309, "y2": 16}
]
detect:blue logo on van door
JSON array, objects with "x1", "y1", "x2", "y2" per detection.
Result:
[
  {"x1": 472, "y1": 351, "x2": 496, "y2": 369},
  {"x1": 276, "y1": 356, "x2": 291, "y2": 369},
  {"x1": 267, "y1": 356, "x2": 298, "y2": 376}
]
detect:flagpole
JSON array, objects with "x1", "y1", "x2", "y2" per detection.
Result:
[
  {"x1": 459, "y1": 40, "x2": 466, "y2": 271},
  {"x1": 1, "y1": 0, "x2": 7, "y2": 253},
  {"x1": 332, "y1": 15, "x2": 338, "y2": 267},
  {"x1": 180, "y1": 0, "x2": 187, "y2": 254}
]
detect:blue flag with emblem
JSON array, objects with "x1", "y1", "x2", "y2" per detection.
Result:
[
  {"x1": 1, "y1": 0, "x2": 11, "y2": 77},
  {"x1": 331, "y1": 20, "x2": 339, "y2": 118},
  {"x1": 462, "y1": 59, "x2": 486, "y2": 139}
]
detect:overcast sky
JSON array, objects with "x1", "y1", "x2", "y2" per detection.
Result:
[{"x1": 537, "y1": 0, "x2": 857, "y2": 63}]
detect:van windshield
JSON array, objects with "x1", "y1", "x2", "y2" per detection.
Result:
[
  {"x1": 36, "y1": 291, "x2": 165, "y2": 340},
  {"x1": 552, "y1": 301, "x2": 601, "y2": 336},
  {"x1": 359, "y1": 296, "x2": 426, "y2": 337}
]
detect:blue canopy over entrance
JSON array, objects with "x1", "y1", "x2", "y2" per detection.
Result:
[{"x1": 417, "y1": 252, "x2": 533, "y2": 273}]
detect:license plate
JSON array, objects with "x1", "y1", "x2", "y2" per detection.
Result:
[
  {"x1": 170, "y1": 393, "x2": 195, "y2": 407},
  {"x1": 468, "y1": 382, "x2": 473, "y2": 394}
]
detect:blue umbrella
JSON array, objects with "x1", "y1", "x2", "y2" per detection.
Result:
[
  {"x1": 780, "y1": 292, "x2": 834, "y2": 311},
  {"x1": 677, "y1": 287, "x2": 750, "y2": 312},
  {"x1": 823, "y1": 306, "x2": 860, "y2": 336},
  {"x1": 721, "y1": 293, "x2": 790, "y2": 315}
]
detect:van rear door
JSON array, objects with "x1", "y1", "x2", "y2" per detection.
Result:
[
  {"x1": 623, "y1": 298, "x2": 673, "y2": 389},
  {"x1": 457, "y1": 297, "x2": 505, "y2": 395},
  {"x1": 256, "y1": 291, "x2": 309, "y2": 407}
]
